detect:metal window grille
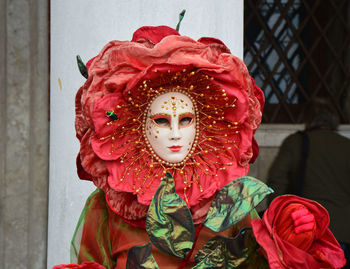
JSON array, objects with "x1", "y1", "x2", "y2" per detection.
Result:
[{"x1": 244, "y1": 0, "x2": 350, "y2": 123}]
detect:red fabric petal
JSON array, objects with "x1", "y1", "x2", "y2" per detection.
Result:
[
  {"x1": 249, "y1": 137, "x2": 259, "y2": 164},
  {"x1": 251, "y1": 77, "x2": 265, "y2": 112},
  {"x1": 86, "y1": 56, "x2": 97, "y2": 71},
  {"x1": 197, "y1": 37, "x2": 228, "y2": 48},
  {"x1": 76, "y1": 153, "x2": 93, "y2": 181},
  {"x1": 131, "y1": 25, "x2": 179, "y2": 44},
  {"x1": 197, "y1": 37, "x2": 231, "y2": 54},
  {"x1": 75, "y1": 86, "x2": 90, "y2": 141},
  {"x1": 105, "y1": 189, "x2": 148, "y2": 222},
  {"x1": 79, "y1": 131, "x2": 109, "y2": 191},
  {"x1": 249, "y1": 77, "x2": 264, "y2": 164},
  {"x1": 251, "y1": 218, "x2": 284, "y2": 269}
]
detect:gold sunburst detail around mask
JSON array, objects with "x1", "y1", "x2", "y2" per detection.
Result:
[{"x1": 98, "y1": 68, "x2": 240, "y2": 203}]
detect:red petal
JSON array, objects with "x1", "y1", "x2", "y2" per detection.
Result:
[{"x1": 131, "y1": 25, "x2": 180, "y2": 44}]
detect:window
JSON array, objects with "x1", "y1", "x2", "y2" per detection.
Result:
[{"x1": 244, "y1": 0, "x2": 350, "y2": 123}]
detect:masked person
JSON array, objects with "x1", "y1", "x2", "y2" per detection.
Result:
[{"x1": 55, "y1": 26, "x2": 346, "y2": 269}]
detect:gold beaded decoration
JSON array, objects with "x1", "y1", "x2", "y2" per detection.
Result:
[{"x1": 98, "y1": 68, "x2": 241, "y2": 203}]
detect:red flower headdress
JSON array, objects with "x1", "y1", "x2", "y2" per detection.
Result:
[{"x1": 75, "y1": 26, "x2": 264, "y2": 225}]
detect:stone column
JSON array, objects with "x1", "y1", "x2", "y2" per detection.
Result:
[{"x1": 0, "y1": 0, "x2": 49, "y2": 268}]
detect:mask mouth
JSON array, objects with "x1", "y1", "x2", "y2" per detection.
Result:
[{"x1": 168, "y1": 146, "x2": 182, "y2": 152}]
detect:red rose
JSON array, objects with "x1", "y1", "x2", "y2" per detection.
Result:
[{"x1": 252, "y1": 195, "x2": 346, "y2": 268}]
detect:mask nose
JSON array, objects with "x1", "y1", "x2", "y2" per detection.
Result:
[{"x1": 169, "y1": 122, "x2": 181, "y2": 141}]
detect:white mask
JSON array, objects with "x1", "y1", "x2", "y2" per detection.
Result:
[{"x1": 145, "y1": 91, "x2": 196, "y2": 164}]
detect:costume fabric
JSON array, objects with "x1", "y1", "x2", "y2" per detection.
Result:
[{"x1": 64, "y1": 176, "x2": 271, "y2": 268}]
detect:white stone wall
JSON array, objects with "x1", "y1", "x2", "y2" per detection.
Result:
[{"x1": 48, "y1": 1, "x2": 243, "y2": 267}]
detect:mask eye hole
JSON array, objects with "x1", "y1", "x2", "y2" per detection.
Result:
[
  {"x1": 179, "y1": 114, "x2": 194, "y2": 128},
  {"x1": 151, "y1": 115, "x2": 171, "y2": 127}
]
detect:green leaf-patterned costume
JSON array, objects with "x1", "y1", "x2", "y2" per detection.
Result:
[{"x1": 69, "y1": 173, "x2": 272, "y2": 268}]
